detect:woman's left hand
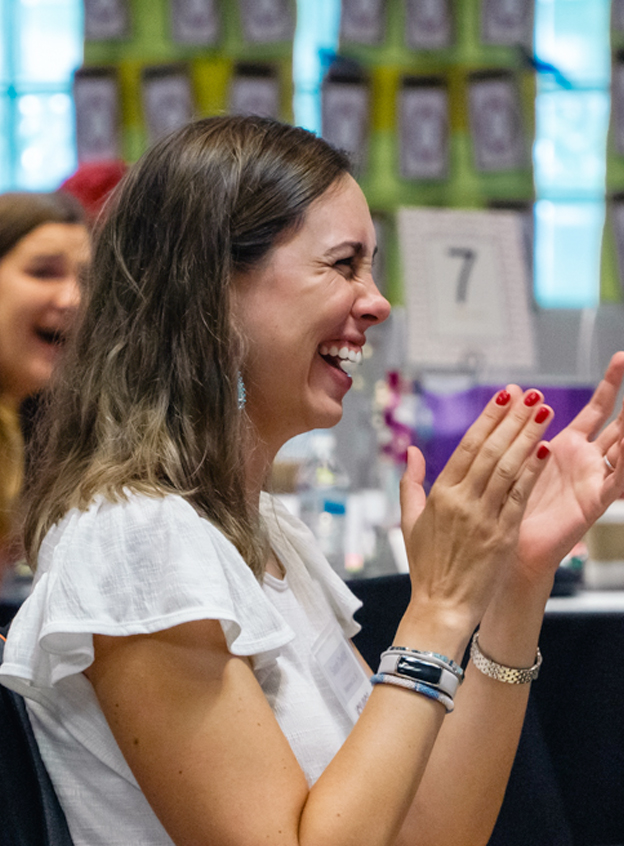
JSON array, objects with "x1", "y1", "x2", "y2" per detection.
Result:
[{"x1": 517, "y1": 351, "x2": 624, "y2": 580}]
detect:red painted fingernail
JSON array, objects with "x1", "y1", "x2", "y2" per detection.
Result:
[
  {"x1": 535, "y1": 407, "x2": 550, "y2": 424},
  {"x1": 524, "y1": 391, "x2": 540, "y2": 407},
  {"x1": 495, "y1": 390, "x2": 511, "y2": 406},
  {"x1": 537, "y1": 445, "x2": 550, "y2": 460}
]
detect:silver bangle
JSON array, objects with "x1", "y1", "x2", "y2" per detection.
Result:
[
  {"x1": 470, "y1": 631, "x2": 542, "y2": 684},
  {"x1": 378, "y1": 652, "x2": 461, "y2": 699}
]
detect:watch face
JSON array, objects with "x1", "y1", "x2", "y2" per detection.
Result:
[{"x1": 397, "y1": 656, "x2": 442, "y2": 685}]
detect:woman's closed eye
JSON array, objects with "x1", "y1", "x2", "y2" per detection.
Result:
[
  {"x1": 334, "y1": 256, "x2": 357, "y2": 277},
  {"x1": 25, "y1": 257, "x2": 67, "y2": 280}
]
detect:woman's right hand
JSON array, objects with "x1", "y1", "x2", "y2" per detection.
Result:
[{"x1": 397, "y1": 386, "x2": 553, "y2": 657}]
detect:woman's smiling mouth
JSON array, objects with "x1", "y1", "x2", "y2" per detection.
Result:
[
  {"x1": 319, "y1": 343, "x2": 363, "y2": 375},
  {"x1": 34, "y1": 326, "x2": 66, "y2": 346}
]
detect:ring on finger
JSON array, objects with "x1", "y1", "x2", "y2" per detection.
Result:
[{"x1": 605, "y1": 454, "x2": 616, "y2": 473}]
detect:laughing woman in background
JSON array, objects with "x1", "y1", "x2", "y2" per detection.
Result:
[{"x1": 0, "y1": 192, "x2": 89, "y2": 575}]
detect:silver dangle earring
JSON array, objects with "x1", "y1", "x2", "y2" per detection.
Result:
[{"x1": 237, "y1": 372, "x2": 246, "y2": 409}]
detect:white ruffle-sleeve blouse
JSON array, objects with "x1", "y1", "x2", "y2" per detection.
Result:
[{"x1": 0, "y1": 491, "x2": 368, "y2": 846}]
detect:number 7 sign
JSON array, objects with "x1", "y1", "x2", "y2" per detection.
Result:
[{"x1": 398, "y1": 207, "x2": 536, "y2": 372}]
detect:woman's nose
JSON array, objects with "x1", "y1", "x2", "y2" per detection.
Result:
[
  {"x1": 54, "y1": 274, "x2": 81, "y2": 311},
  {"x1": 354, "y1": 275, "x2": 391, "y2": 325}
]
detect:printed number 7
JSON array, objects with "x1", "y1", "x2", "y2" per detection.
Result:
[{"x1": 447, "y1": 247, "x2": 476, "y2": 304}]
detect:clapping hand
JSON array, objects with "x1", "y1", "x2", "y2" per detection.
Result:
[
  {"x1": 516, "y1": 352, "x2": 624, "y2": 581},
  {"x1": 400, "y1": 385, "x2": 552, "y2": 632}
]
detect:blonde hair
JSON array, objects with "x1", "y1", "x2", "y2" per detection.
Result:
[
  {"x1": 23, "y1": 116, "x2": 351, "y2": 577},
  {"x1": 0, "y1": 401, "x2": 23, "y2": 550}
]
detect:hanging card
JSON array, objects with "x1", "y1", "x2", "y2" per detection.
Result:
[
  {"x1": 229, "y1": 64, "x2": 280, "y2": 119},
  {"x1": 480, "y1": 0, "x2": 534, "y2": 48},
  {"x1": 398, "y1": 76, "x2": 449, "y2": 180},
  {"x1": 339, "y1": 0, "x2": 385, "y2": 45},
  {"x1": 612, "y1": 52, "x2": 624, "y2": 156},
  {"x1": 321, "y1": 76, "x2": 370, "y2": 170},
  {"x1": 73, "y1": 67, "x2": 121, "y2": 162},
  {"x1": 610, "y1": 194, "x2": 624, "y2": 295},
  {"x1": 613, "y1": 0, "x2": 624, "y2": 33},
  {"x1": 237, "y1": 0, "x2": 295, "y2": 44},
  {"x1": 170, "y1": 0, "x2": 220, "y2": 45},
  {"x1": 142, "y1": 65, "x2": 194, "y2": 146},
  {"x1": 468, "y1": 70, "x2": 527, "y2": 172},
  {"x1": 371, "y1": 212, "x2": 389, "y2": 296},
  {"x1": 398, "y1": 207, "x2": 536, "y2": 372},
  {"x1": 83, "y1": 0, "x2": 130, "y2": 40},
  {"x1": 405, "y1": 0, "x2": 454, "y2": 50}
]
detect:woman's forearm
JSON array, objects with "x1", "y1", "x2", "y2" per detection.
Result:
[{"x1": 395, "y1": 568, "x2": 552, "y2": 846}]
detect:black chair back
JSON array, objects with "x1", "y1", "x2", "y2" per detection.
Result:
[{"x1": 0, "y1": 623, "x2": 74, "y2": 845}]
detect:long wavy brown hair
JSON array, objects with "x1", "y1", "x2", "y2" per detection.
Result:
[
  {"x1": 0, "y1": 191, "x2": 85, "y2": 559},
  {"x1": 22, "y1": 116, "x2": 351, "y2": 577}
]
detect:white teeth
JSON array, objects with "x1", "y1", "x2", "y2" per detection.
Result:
[{"x1": 320, "y1": 343, "x2": 363, "y2": 371}]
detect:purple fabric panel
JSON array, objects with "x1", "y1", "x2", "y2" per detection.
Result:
[{"x1": 418, "y1": 385, "x2": 593, "y2": 488}]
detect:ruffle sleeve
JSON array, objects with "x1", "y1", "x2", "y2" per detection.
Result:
[
  {"x1": 260, "y1": 493, "x2": 363, "y2": 640},
  {"x1": 0, "y1": 493, "x2": 294, "y2": 694}
]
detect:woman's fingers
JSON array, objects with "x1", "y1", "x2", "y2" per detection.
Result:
[
  {"x1": 400, "y1": 446, "x2": 428, "y2": 535},
  {"x1": 497, "y1": 440, "x2": 551, "y2": 531},
  {"x1": 478, "y1": 398, "x2": 553, "y2": 509},
  {"x1": 570, "y1": 352, "x2": 624, "y2": 441},
  {"x1": 438, "y1": 385, "x2": 522, "y2": 487},
  {"x1": 602, "y1": 436, "x2": 624, "y2": 502},
  {"x1": 440, "y1": 386, "x2": 552, "y2": 509}
]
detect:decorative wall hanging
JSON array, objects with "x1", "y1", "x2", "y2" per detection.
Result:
[
  {"x1": 169, "y1": 0, "x2": 220, "y2": 45},
  {"x1": 398, "y1": 75, "x2": 449, "y2": 180},
  {"x1": 73, "y1": 66, "x2": 121, "y2": 162},
  {"x1": 83, "y1": 0, "x2": 130, "y2": 41},
  {"x1": 141, "y1": 65, "x2": 194, "y2": 146}
]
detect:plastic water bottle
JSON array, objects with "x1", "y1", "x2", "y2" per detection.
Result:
[{"x1": 297, "y1": 431, "x2": 350, "y2": 578}]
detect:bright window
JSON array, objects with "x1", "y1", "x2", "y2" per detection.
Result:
[
  {"x1": 533, "y1": 0, "x2": 611, "y2": 307},
  {"x1": 0, "y1": 0, "x2": 83, "y2": 191}
]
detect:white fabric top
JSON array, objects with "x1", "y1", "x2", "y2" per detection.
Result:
[{"x1": 0, "y1": 492, "x2": 367, "y2": 846}]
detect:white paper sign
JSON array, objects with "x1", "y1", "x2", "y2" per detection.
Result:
[{"x1": 398, "y1": 207, "x2": 536, "y2": 371}]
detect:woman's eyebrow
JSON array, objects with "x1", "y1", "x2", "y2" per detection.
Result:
[{"x1": 324, "y1": 240, "x2": 377, "y2": 259}]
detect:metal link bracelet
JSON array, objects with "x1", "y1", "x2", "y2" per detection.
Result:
[{"x1": 470, "y1": 631, "x2": 542, "y2": 684}]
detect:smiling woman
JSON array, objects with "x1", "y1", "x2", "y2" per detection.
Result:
[
  {"x1": 0, "y1": 191, "x2": 89, "y2": 572},
  {"x1": 1, "y1": 117, "x2": 624, "y2": 846}
]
